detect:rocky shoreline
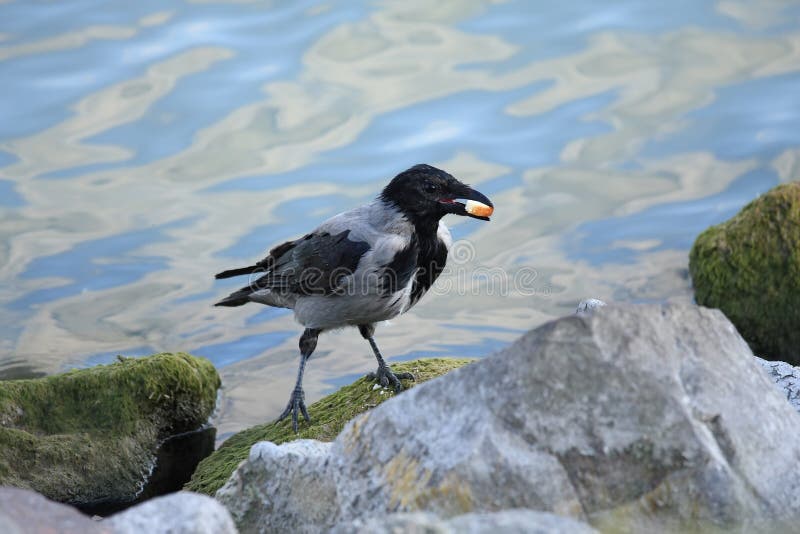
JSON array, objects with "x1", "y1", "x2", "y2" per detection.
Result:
[
  {"x1": 214, "y1": 303, "x2": 800, "y2": 533},
  {"x1": 3, "y1": 182, "x2": 800, "y2": 533},
  {"x1": 3, "y1": 303, "x2": 800, "y2": 533}
]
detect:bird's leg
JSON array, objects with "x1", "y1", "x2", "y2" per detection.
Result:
[
  {"x1": 358, "y1": 324, "x2": 415, "y2": 392},
  {"x1": 278, "y1": 328, "x2": 320, "y2": 432}
]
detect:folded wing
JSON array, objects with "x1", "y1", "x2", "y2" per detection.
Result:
[{"x1": 214, "y1": 230, "x2": 370, "y2": 307}]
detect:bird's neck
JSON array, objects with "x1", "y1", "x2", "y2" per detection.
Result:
[
  {"x1": 379, "y1": 198, "x2": 442, "y2": 240},
  {"x1": 408, "y1": 215, "x2": 441, "y2": 240}
]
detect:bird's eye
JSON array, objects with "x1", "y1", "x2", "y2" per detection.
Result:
[{"x1": 424, "y1": 182, "x2": 438, "y2": 193}]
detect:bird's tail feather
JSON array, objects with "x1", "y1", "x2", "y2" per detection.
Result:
[
  {"x1": 214, "y1": 287, "x2": 252, "y2": 307},
  {"x1": 215, "y1": 265, "x2": 256, "y2": 279}
]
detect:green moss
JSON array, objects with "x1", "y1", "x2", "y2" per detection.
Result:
[
  {"x1": 185, "y1": 358, "x2": 473, "y2": 496},
  {"x1": 0, "y1": 352, "x2": 220, "y2": 504},
  {"x1": 689, "y1": 182, "x2": 800, "y2": 362}
]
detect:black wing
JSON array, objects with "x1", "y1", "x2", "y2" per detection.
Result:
[{"x1": 214, "y1": 230, "x2": 370, "y2": 307}]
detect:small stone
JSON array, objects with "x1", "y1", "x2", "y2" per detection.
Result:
[
  {"x1": 755, "y1": 356, "x2": 800, "y2": 413},
  {"x1": 575, "y1": 298, "x2": 606, "y2": 316},
  {"x1": 0, "y1": 487, "x2": 108, "y2": 534}
]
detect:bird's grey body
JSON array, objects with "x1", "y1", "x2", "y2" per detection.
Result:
[
  {"x1": 214, "y1": 164, "x2": 491, "y2": 432},
  {"x1": 227, "y1": 200, "x2": 453, "y2": 329}
]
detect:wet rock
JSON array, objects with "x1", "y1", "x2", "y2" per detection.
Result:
[
  {"x1": 0, "y1": 486, "x2": 109, "y2": 534},
  {"x1": 216, "y1": 304, "x2": 800, "y2": 533},
  {"x1": 689, "y1": 182, "x2": 800, "y2": 363},
  {"x1": 106, "y1": 491, "x2": 237, "y2": 534},
  {"x1": 185, "y1": 358, "x2": 472, "y2": 496},
  {"x1": 0, "y1": 353, "x2": 220, "y2": 508},
  {"x1": 331, "y1": 510, "x2": 598, "y2": 534}
]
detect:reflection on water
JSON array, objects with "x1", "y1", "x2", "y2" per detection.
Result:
[{"x1": 1, "y1": 0, "x2": 799, "y2": 438}]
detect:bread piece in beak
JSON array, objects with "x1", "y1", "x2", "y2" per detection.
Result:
[
  {"x1": 465, "y1": 199, "x2": 494, "y2": 218},
  {"x1": 439, "y1": 184, "x2": 494, "y2": 221}
]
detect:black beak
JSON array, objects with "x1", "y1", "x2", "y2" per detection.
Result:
[{"x1": 440, "y1": 186, "x2": 494, "y2": 221}]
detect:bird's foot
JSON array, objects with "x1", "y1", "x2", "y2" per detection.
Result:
[
  {"x1": 367, "y1": 365, "x2": 415, "y2": 393},
  {"x1": 277, "y1": 387, "x2": 310, "y2": 433}
]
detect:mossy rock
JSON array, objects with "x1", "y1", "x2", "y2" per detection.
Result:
[
  {"x1": 0, "y1": 352, "x2": 220, "y2": 506},
  {"x1": 185, "y1": 358, "x2": 473, "y2": 496},
  {"x1": 689, "y1": 182, "x2": 800, "y2": 363}
]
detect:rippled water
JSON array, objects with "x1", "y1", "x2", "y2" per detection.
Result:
[{"x1": 2, "y1": 0, "x2": 799, "y2": 439}]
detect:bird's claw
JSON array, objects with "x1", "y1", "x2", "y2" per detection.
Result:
[
  {"x1": 277, "y1": 387, "x2": 310, "y2": 433},
  {"x1": 367, "y1": 366, "x2": 415, "y2": 392}
]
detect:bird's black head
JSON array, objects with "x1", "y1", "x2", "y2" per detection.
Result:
[{"x1": 380, "y1": 164, "x2": 494, "y2": 227}]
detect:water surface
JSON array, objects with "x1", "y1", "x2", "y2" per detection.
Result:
[{"x1": 1, "y1": 0, "x2": 799, "y2": 439}]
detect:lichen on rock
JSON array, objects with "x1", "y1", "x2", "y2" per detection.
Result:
[
  {"x1": 185, "y1": 358, "x2": 472, "y2": 496},
  {"x1": 0, "y1": 352, "x2": 220, "y2": 507},
  {"x1": 689, "y1": 182, "x2": 800, "y2": 363}
]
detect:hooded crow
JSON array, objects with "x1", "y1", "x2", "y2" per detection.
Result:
[{"x1": 214, "y1": 164, "x2": 493, "y2": 431}]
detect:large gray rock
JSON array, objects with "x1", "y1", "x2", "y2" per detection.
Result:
[
  {"x1": 577, "y1": 299, "x2": 800, "y2": 416},
  {"x1": 106, "y1": 491, "x2": 237, "y2": 534},
  {"x1": 217, "y1": 304, "x2": 800, "y2": 533},
  {"x1": 331, "y1": 510, "x2": 598, "y2": 533}
]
